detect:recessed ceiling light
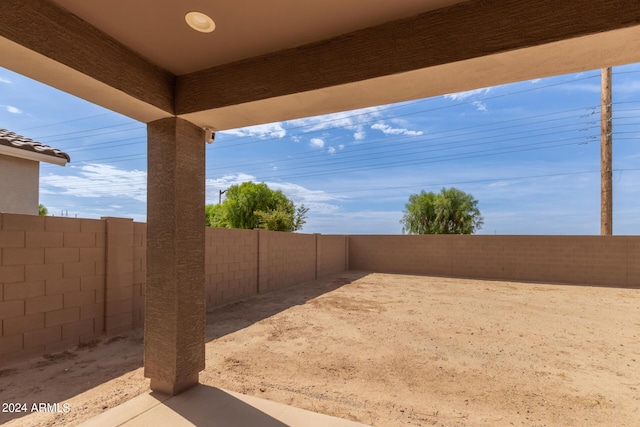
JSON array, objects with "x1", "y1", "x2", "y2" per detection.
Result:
[{"x1": 185, "y1": 12, "x2": 215, "y2": 33}]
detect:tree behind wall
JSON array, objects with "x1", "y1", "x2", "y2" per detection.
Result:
[
  {"x1": 206, "y1": 182, "x2": 308, "y2": 232},
  {"x1": 38, "y1": 204, "x2": 48, "y2": 216},
  {"x1": 401, "y1": 187, "x2": 483, "y2": 234}
]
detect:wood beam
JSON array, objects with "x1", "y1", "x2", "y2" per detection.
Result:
[
  {"x1": 0, "y1": 0, "x2": 175, "y2": 117},
  {"x1": 176, "y1": 0, "x2": 640, "y2": 116}
]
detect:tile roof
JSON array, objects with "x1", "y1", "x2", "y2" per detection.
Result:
[{"x1": 0, "y1": 128, "x2": 70, "y2": 163}]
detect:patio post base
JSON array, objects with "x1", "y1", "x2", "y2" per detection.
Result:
[{"x1": 150, "y1": 374, "x2": 200, "y2": 396}]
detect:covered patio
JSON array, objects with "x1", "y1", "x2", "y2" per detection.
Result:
[{"x1": 2, "y1": 0, "x2": 640, "y2": 422}]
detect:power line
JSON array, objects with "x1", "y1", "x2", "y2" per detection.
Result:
[
  {"x1": 12, "y1": 112, "x2": 116, "y2": 132},
  {"x1": 211, "y1": 73, "x2": 603, "y2": 148},
  {"x1": 40, "y1": 136, "x2": 598, "y2": 191},
  {"x1": 37, "y1": 124, "x2": 144, "y2": 143},
  {"x1": 327, "y1": 170, "x2": 604, "y2": 194},
  {"x1": 32, "y1": 70, "x2": 638, "y2": 192},
  {"x1": 40, "y1": 168, "x2": 640, "y2": 211},
  {"x1": 41, "y1": 104, "x2": 608, "y2": 168},
  {"x1": 208, "y1": 119, "x2": 600, "y2": 174}
]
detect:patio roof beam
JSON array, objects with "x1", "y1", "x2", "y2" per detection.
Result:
[
  {"x1": 176, "y1": 0, "x2": 640, "y2": 119},
  {"x1": 0, "y1": 0, "x2": 175, "y2": 121}
]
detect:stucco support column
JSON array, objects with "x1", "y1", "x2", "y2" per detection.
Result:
[{"x1": 144, "y1": 117, "x2": 205, "y2": 395}]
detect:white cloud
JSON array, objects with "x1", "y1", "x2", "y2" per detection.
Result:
[
  {"x1": 444, "y1": 87, "x2": 491, "y2": 101},
  {"x1": 266, "y1": 181, "x2": 345, "y2": 215},
  {"x1": 327, "y1": 144, "x2": 345, "y2": 155},
  {"x1": 616, "y1": 80, "x2": 640, "y2": 94},
  {"x1": 561, "y1": 83, "x2": 600, "y2": 94},
  {"x1": 443, "y1": 87, "x2": 492, "y2": 111},
  {"x1": 304, "y1": 210, "x2": 403, "y2": 234},
  {"x1": 471, "y1": 101, "x2": 488, "y2": 112},
  {"x1": 371, "y1": 122, "x2": 423, "y2": 136},
  {"x1": 529, "y1": 79, "x2": 541, "y2": 84},
  {"x1": 221, "y1": 122, "x2": 286, "y2": 139},
  {"x1": 207, "y1": 173, "x2": 255, "y2": 187},
  {"x1": 6, "y1": 106, "x2": 22, "y2": 114},
  {"x1": 288, "y1": 106, "x2": 384, "y2": 142},
  {"x1": 205, "y1": 173, "x2": 345, "y2": 217},
  {"x1": 40, "y1": 164, "x2": 147, "y2": 201},
  {"x1": 0, "y1": 77, "x2": 11, "y2": 84},
  {"x1": 310, "y1": 138, "x2": 325, "y2": 148},
  {"x1": 289, "y1": 106, "x2": 383, "y2": 130},
  {"x1": 487, "y1": 181, "x2": 513, "y2": 188},
  {"x1": 205, "y1": 173, "x2": 256, "y2": 204}
]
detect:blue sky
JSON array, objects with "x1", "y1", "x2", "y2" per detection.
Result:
[{"x1": 1, "y1": 64, "x2": 639, "y2": 235}]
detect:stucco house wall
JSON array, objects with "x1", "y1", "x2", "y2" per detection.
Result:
[
  {"x1": 0, "y1": 128, "x2": 69, "y2": 216},
  {"x1": 0, "y1": 155, "x2": 40, "y2": 215}
]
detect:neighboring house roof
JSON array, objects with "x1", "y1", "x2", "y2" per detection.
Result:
[{"x1": 0, "y1": 128, "x2": 70, "y2": 166}]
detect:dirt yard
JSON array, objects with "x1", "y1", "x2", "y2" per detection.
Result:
[{"x1": 1, "y1": 272, "x2": 639, "y2": 426}]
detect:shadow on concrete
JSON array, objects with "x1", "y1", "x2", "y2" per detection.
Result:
[
  {"x1": 79, "y1": 384, "x2": 367, "y2": 426},
  {"x1": 148, "y1": 386, "x2": 288, "y2": 427},
  {"x1": 205, "y1": 271, "x2": 369, "y2": 343}
]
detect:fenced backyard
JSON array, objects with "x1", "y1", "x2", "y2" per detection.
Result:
[
  {"x1": 1, "y1": 212, "x2": 640, "y2": 425},
  {"x1": 1, "y1": 271, "x2": 639, "y2": 426},
  {"x1": 2, "y1": 212, "x2": 639, "y2": 366}
]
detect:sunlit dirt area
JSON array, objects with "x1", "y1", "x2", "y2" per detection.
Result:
[{"x1": 2, "y1": 272, "x2": 639, "y2": 426}]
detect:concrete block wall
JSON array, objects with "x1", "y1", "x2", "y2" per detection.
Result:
[
  {"x1": 349, "y1": 235, "x2": 640, "y2": 287},
  {"x1": 3, "y1": 211, "x2": 639, "y2": 366},
  {"x1": 349, "y1": 235, "x2": 452, "y2": 277},
  {"x1": 0, "y1": 213, "x2": 106, "y2": 365},
  {"x1": 1, "y1": 213, "x2": 348, "y2": 365},
  {"x1": 317, "y1": 234, "x2": 349, "y2": 279},
  {"x1": 258, "y1": 230, "x2": 317, "y2": 293},
  {"x1": 103, "y1": 218, "x2": 134, "y2": 336},
  {"x1": 205, "y1": 227, "x2": 258, "y2": 308},
  {"x1": 132, "y1": 222, "x2": 146, "y2": 329}
]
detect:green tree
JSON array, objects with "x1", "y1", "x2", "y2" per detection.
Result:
[
  {"x1": 401, "y1": 187, "x2": 483, "y2": 234},
  {"x1": 255, "y1": 203, "x2": 309, "y2": 232},
  {"x1": 206, "y1": 182, "x2": 308, "y2": 232},
  {"x1": 38, "y1": 204, "x2": 48, "y2": 216},
  {"x1": 205, "y1": 203, "x2": 227, "y2": 228}
]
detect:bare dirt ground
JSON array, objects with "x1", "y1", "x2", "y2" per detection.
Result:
[{"x1": 2, "y1": 271, "x2": 639, "y2": 426}]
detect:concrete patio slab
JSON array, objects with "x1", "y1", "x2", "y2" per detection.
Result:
[{"x1": 79, "y1": 384, "x2": 370, "y2": 427}]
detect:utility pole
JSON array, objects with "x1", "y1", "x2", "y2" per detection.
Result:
[
  {"x1": 219, "y1": 189, "x2": 228, "y2": 204},
  {"x1": 600, "y1": 67, "x2": 612, "y2": 235}
]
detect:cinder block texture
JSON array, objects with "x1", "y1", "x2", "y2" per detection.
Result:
[
  {"x1": 1, "y1": 212, "x2": 105, "y2": 366},
  {"x1": 205, "y1": 227, "x2": 258, "y2": 308},
  {"x1": 258, "y1": 230, "x2": 316, "y2": 292},
  {"x1": 349, "y1": 235, "x2": 640, "y2": 287},
  {"x1": 132, "y1": 222, "x2": 146, "y2": 329},
  {"x1": 3, "y1": 207, "x2": 639, "y2": 368},
  {"x1": 104, "y1": 218, "x2": 135, "y2": 335},
  {"x1": 317, "y1": 235, "x2": 348, "y2": 278}
]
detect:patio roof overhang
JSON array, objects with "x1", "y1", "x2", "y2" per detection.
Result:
[{"x1": 2, "y1": 0, "x2": 640, "y2": 130}]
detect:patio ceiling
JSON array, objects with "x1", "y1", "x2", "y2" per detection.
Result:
[{"x1": 2, "y1": 0, "x2": 640, "y2": 130}]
